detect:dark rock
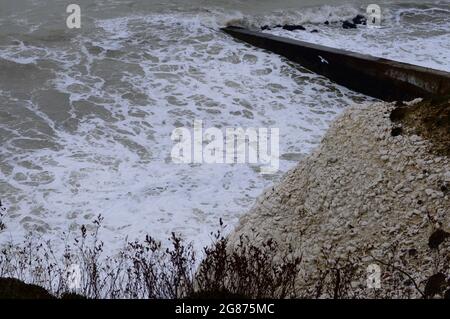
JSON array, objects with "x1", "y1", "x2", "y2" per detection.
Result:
[
  {"x1": 0, "y1": 277, "x2": 88, "y2": 299},
  {"x1": 445, "y1": 289, "x2": 450, "y2": 299},
  {"x1": 424, "y1": 273, "x2": 447, "y2": 298},
  {"x1": 342, "y1": 20, "x2": 357, "y2": 29},
  {"x1": 261, "y1": 25, "x2": 271, "y2": 31},
  {"x1": 352, "y1": 14, "x2": 367, "y2": 25},
  {"x1": 0, "y1": 278, "x2": 55, "y2": 299},
  {"x1": 428, "y1": 229, "x2": 450, "y2": 249},
  {"x1": 389, "y1": 106, "x2": 408, "y2": 122},
  {"x1": 282, "y1": 24, "x2": 306, "y2": 31},
  {"x1": 311, "y1": 29, "x2": 319, "y2": 33},
  {"x1": 391, "y1": 127, "x2": 403, "y2": 137},
  {"x1": 324, "y1": 20, "x2": 330, "y2": 25},
  {"x1": 408, "y1": 248, "x2": 417, "y2": 257}
]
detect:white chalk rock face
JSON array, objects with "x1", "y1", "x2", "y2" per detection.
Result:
[{"x1": 228, "y1": 101, "x2": 450, "y2": 296}]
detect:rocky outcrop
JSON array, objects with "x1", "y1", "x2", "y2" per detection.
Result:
[
  {"x1": 282, "y1": 25, "x2": 306, "y2": 31},
  {"x1": 342, "y1": 14, "x2": 367, "y2": 28},
  {"x1": 0, "y1": 278, "x2": 55, "y2": 299},
  {"x1": 228, "y1": 99, "x2": 450, "y2": 296},
  {"x1": 342, "y1": 20, "x2": 357, "y2": 29},
  {"x1": 0, "y1": 278, "x2": 86, "y2": 299},
  {"x1": 260, "y1": 24, "x2": 306, "y2": 31},
  {"x1": 352, "y1": 14, "x2": 367, "y2": 25}
]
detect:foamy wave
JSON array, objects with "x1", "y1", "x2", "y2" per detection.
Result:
[
  {"x1": 0, "y1": 11, "x2": 371, "y2": 252},
  {"x1": 224, "y1": 4, "x2": 360, "y2": 28},
  {"x1": 1, "y1": 2, "x2": 446, "y2": 253},
  {"x1": 263, "y1": 4, "x2": 450, "y2": 72}
]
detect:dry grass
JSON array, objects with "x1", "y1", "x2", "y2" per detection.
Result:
[{"x1": 0, "y1": 201, "x2": 449, "y2": 299}]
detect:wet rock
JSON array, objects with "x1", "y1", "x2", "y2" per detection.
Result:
[
  {"x1": 311, "y1": 29, "x2": 319, "y2": 33},
  {"x1": 352, "y1": 14, "x2": 367, "y2": 25},
  {"x1": 282, "y1": 24, "x2": 306, "y2": 31},
  {"x1": 324, "y1": 21, "x2": 330, "y2": 25},
  {"x1": 260, "y1": 25, "x2": 271, "y2": 31},
  {"x1": 342, "y1": 21, "x2": 357, "y2": 29}
]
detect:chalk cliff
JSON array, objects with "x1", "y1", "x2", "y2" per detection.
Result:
[{"x1": 228, "y1": 98, "x2": 450, "y2": 297}]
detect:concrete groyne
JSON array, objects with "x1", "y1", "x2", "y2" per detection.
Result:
[{"x1": 222, "y1": 26, "x2": 450, "y2": 101}]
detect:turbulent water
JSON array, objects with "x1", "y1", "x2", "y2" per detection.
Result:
[{"x1": 0, "y1": 0, "x2": 448, "y2": 251}]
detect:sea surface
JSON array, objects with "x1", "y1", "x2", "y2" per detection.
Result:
[{"x1": 0, "y1": 0, "x2": 448, "y2": 251}]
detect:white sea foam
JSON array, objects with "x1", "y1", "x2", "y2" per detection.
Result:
[
  {"x1": 263, "y1": 4, "x2": 450, "y2": 72},
  {"x1": 0, "y1": 2, "x2": 446, "y2": 253}
]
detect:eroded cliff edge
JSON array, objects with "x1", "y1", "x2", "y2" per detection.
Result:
[{"x1": 228, "y1": 97, "x2": 450, "y2": 296}]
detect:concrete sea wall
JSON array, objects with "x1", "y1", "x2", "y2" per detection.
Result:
[{"x1": 222, "y1": 26, "x2": 450, "y2": 101}]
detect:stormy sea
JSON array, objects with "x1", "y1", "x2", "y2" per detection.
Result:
[{"x1": 0, "y1": 0, "x2": 449, "y2": 252}]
